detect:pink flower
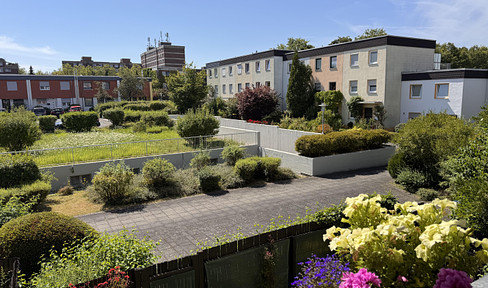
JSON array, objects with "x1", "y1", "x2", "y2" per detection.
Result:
[
  {"x1": 340, "y1": 268, "x2": 381, "y2": 288},
  {"x1": 397, "y1": 275, "x2": 408, "y2": 283}
]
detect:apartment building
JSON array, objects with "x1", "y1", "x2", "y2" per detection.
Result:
[
  {"x1": 0, "y1": 75, "x2": 152, "y2": 111},
  {"x1": 141, "y1": 41, "x2": 185, "y2": 76},
  {"x1": 0, "y1": 58, "x2": 20, "y2": 74},
  {"x1": 62, "y1": 57, "x2": 139, "y2": 70},
  {"x1": 401, "y1": 69, "x2": 488, "y2": 122}
]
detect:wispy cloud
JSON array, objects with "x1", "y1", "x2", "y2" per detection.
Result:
[{"x1": 0, "y1": 36, "x2": 58, "y2": 57}]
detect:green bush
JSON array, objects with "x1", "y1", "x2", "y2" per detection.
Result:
[
  {"x1": 103, "y1": 108, "x2": 124, "y2": 127},
  {"x1": 91, "y1": 162, "x2": 134, "y2": 205},
  {"x1": 161, "y1": 100, "x2": 178, "y2": 114},
  {"x1": 295, "y1": 128, "x2": 391, "y2": 157},
  {"x1": 198, "y1": 166, "x2": 221, "y2": 192},
  {"x1": 417, "y1": 188, "x2": 439, "y2": 201},
  {"x1": 123, "y1": 110, "x2": 143, "y2": 123},
  {"x1": 149, "y1": 100, "x2": 166, "y2": 111},
  {"x1": 234, "y1": 157, "x2": 282, "y2": 182},
  {"x1": 141, "y1": 111, "x2": 173, "y2": 127},
  {"x1": 146, "y1": 126, "x2": 164, "y2": 133},
  {"x1": 30, "y1": 230, "x2": 157, "y2": 288},
  {"x1": 0, "y1": 107, "x2": 41, "y2": 151},
  {"x1": 0, "y1": 154, "x2": 41, "y2": 188},
  {"x1": 234, "y1": 158, "x2": 259, "y2": 182},
  {"x1": 123, "y1": 103, "x2": 150, "y2": 111},
  {"x1": 61, "y1": 112, "x2": 98, "y2": 132},
  {"x1": 387, "y1": 152, "x2": 407, "y2": 178},
  {"x1": 395, "y1": 168, "x2": 429, "y2": 193},
  {"x1": 221, "y1": 145, "x2": 245, "y2": 166},
  {"x1": 57, "y1": 185, "x2": 74, "y2": 195},
  {"x1": 132, "y1": 121, "x2": 147, "y2": 133},
  {"x1": 38, "y1": 115, "x2": 57, "y2": 133},
  {"x1": 203, "y1": 97, "x2": 227, "y2": 116},
  {"x1": 95, "y1": 101, "x2": 125, "y2": 116},
  {"x1": 260, "y1": 157, "x2": 281, "y2": 180},
  {"x1": 272, "y1": 167, "x2": 297, "y2": 181},
  {"x1": 210, "y1": 164, "x2": 244, "y2": 189},
  {"x1": 190, "y1": 151, "x2": 211, "y2": 169},
  {"x1": 0, "y1": 212, "x2": 96, "y2": 276},
  {"x1": 176, "y1": 109, "x2": 220, "y2": 138},
  {"x1": 0, "y1": 180, "x2": 51, "y2": 204},
  {"x1": 142, "y1": 158, "x2": 175, "y2": 191},
  {"x1": 222, "y1": 98, "x2": 239, "y2": 119},
  {"x1": 0, "y1": 196, "x2": 37, "y2": 227}
]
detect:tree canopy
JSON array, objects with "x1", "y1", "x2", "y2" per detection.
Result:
[
  {"x1": 436, "y1": 43, "x2": 488, "y2": 69},
  {"x1": 286, "y1": 52, "x2": 315, "y2": 118},
  {"x1": 354, "y1": 28, "x2": 387, "y2": 40},
  {"x1": 277, "y1": 38, "x2": 314, "y2": 51},
  {"x1": 116, "y1": 69, "x2": 145, "y2": 101},
  {"x1": 167, "y1": 63, "x2": 208, "y2": 113},
  {"x1": 329, "y1": 36, "x2": 353, "y2": 45}
]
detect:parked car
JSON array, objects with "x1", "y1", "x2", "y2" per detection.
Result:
[
  {"x1": 32, "y1": 106, "x2": 47, "y2": 116},
  {"x1": 51, "y1": 107, "x2": 65, "y2": 118},
  {"x1": 69, "y1": 105, "x2": 82, "y2": 112},
  {"x1": 0, "y1": 108, "x2": 6, "y2": 112}
]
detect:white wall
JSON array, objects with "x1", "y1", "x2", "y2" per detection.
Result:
[{"x1": 462, "y1": 78, "x2": 488, "y2": 119}]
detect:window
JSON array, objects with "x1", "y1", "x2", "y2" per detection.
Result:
[
  {"x1": 255, "y1": 82, "x2": 260, "y2": 87},
  {"x1": 265, "y1": 60, "x2": 271, "y2": 71},
  {"x1": 214, "y1": 85, "x2": 218, "y2": 95},
  {"x1": 222, "y1": 68, "x2": 226, "y2": 77},
  {"x1": 435, "y1": 83, "x2": 449, "y2": 99},
  {"x1": 368, "y1": 80, "x2": 377, "y2": 93},
  {"x1": 37, "y1": 98, "x2": 47, "y2": 105},
  {"x1": 350, "y1": 80, "x2": 358, "y2": 94},
  {"x1": 5, "y1": 68, "x2": 11, "y2": 72},
  {"x1": 40, "y1": 81, "x2": 50, "y2": 90},
  {"x1": 369, "y1": 51, "x2": 378, "y2": 64},
  {"x1": 364, "y1": 108, "x2": 373, "y2": 119},
  {"x1": 408, "y1": 112, "x2": 421, "y2": 119},
  {"x1": 62, "y1": 99, "x2": 71, "y2": 107},
  {"x1": 329, "y1": 82, "x2": 336, "y2": 90},
  {"x1": 214, "y1": 68, "x2": 218, "y2": 78},
  {"x1": 237, "y1": 64, "x2": 242, "y2": 75},
  {"x1": 255, "y1": 61, "x2": 260, "y2": 72},
  {"x1": 209, "y1": 70, "x2": 212, "y2": 78},
  {"x1": 229, "y1": 84, "x2": 233, "y2": 94},
  {"x1": 315, "y1": 58, "x2": 322, "y2": 71},
  {"x1": 222, "y1": 84, "x2": 226, "y2": 94},
  {"x1": 245, "y1": 63, "x2": 250, "y2": 74},
  {"x1": 245, "y1": 82, "x2": 250, "y2": 88},
  {"x1": 229, "y1": 66, "x2": 233, "y2": 76},
  {"x1": 83, "y1": 82, "x2": 92, "y2": 90},
  {"x1": 102, "y1": 82, "x2": 110, "y2": 90},
  {"x1": 265, "y1": 81, "x2": 271, "y2": 87},
  {"x1": 410, "y1": 84, "x2": 422, "y2": 99},
  {"x1": 85, "y1": 98, "x2": 93, "y2": 106},
  {"x1": 330, "y1": 56, "x2": 337, "y2": 69},
  {"x1": 7, "y1": 82, "x2": 17, "y2": 91},
  {"x1": 238, "y1": 83, "x2": 242, "y2": 92},
  {"x1": 288, "y1": 63, "x2": 292, "y2": 73},
  {"x1": 60, "y1": 81, "x2": 70, "y2": 90},
  {"x1": 315, "y1": 82, "x2": 321, "y2": 92},
  {"x1": 350, "y1": 54, "x2": 359, "y2": 67}
]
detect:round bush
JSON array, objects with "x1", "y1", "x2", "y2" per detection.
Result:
[
  {"x1": 61, "y1": 112, "x2": 99, "y2": 132},
  {"x1": 198, "y1": 167, "x2": 221, "y2": 192},
  {"x1": 142, "y1": 158, "x2": 175, "y2": 191},
  {"x1": 176, "y1": 109, "x2": 219, "y2": 138},
  {"x1": 149, "y1": 101, "x2": 166, "y2": 111},
  {"x1": 387, "y1": 152, "x2": 407, "y2": 179},
  {"x1": 103, "y1": 108, "x2": 125, "y2": 127},
  {"x1": 395, "y1": 168, "x2": 429, "y2": 193},
  {"x1": 0, "y1": 154, "x2": 41, "y2": 189},
  {"x1": 0, "y1": 107, "x2": 41, "y2": 151},
  {"x1": 92, "y1": 162, "x2": 134, "y2": 205},
  {"x1": 234, "y1": 158, "x2": 259, "y2": 182},
  {"x1": 221, "y1": 145, "x2": 245, "y2": 166},
  {"x1": 38, "y1": 115, "x2": 57, "y2": 133},
  {"x1": 0, "y1": 212, "x2": 96, "y2": 276},
  {"x1": 417, "y1": 188, "x2": 439, "y2": 201},
  {"x1": 142, "y1": 111, "x2": 173, "y2": 127}
]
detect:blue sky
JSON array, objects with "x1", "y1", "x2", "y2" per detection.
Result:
[{"x1": 1, "y1": 0, "x2": 487, "y2": 72}]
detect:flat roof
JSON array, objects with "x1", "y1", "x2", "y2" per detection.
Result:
[
  {"x1": 206, "y1": 49, "x2": 292, "y2": 68},
  {"x1": 0, "y1": 75, "x2": 152, "y2": 81},
  {"x1": 402, "y1": 69, "x2": 488, "y2": 81}
]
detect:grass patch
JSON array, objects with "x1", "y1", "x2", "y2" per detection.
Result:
[{"x1": 39, "y1": 190, "x2": 103, "y2": 216}]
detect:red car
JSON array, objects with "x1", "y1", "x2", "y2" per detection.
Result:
[{"x1": 69, "y1": 105, "x2": 82, "y2": 112}]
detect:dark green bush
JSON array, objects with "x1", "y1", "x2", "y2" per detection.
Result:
[
  {"x1": 0, "y1": 154, "x2": 41, "y2": 188},
  {"x1": 198, "y1": 167, "x2": 221, "y2": 192},
  {"x1": 123, "y1": 103, "x2": 150, "y2": 111},
  {"x1": 92, "y1": 162, "x2": 134, "y2": 205},
  {"x1": 0, "y1": 212, "x2": 96, "y2": 276},
  {"x1": 123, "y1": 110, "x2": 143, "y2": 123},
  {"x1": 387, "y1": 152, "x2": 407, "y2": 179},
  {"x1": 0, "y1": 180, "x2": 51, "y2": 204},
  {"x1": 417, "y1": 188, "x2": 438, "y2": 201},
  {"x1": 234, "y1": 158, "x2": 260, "y2": 182},
  {"x1": 272, "y1": 167, "x2": 297, "y2": 181},
  {"x1": 142, "y1": 111, "x2": 173, "y2": 127},
  {"x1": 61, "y1": 112, "x2": 98, "y2": 132},
  {"x1": 234, "y1": 157, "x2": 282, "y2": 182},
  {"x1": 142, "y1": 158, "x2": 175, "y2": 191},
  {"x1": 0, "y1": 107, "x2": 41, "y2": 151},
  {"x1": 190, "y1": 151, "x2": 211, "y2": 169},
  {"x1": 311, "y1": 204, "x2": 346, "y2": 227},
  {"x1": 38, "y1": 115, "x2": 57, "y2": 133},
  {"x1": 221, "y1": 145, "x2": 245, "y2": 166},
  {"x1": 260, "y1": 157, "x2": 281, "y2": 180},
  {"x1": 176, "y1": 109, "x2": 220, "y2": 138},
  {"x1": 203, "y1": 97, "x2": 227, "y2": 116},
  {"x1": 149, "y1": 101, "x2": 166, "y2": 111},
  {"x1": 295, "y1": 129, "x2": 391, "y2": 157},
  {"x1": 103, "y1": 108, "x2": 124, "y2": 127},
  {"x1": 95, "y1": 101, "x2": 125, "y2": 116},
  {"x1": 395, "y1": 168, "x2": 429, "y2": 193}
]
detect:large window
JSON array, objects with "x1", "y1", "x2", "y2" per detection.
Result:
[
  {"x1": 369, "y1": 51, "x2": 378, "y2": 64},
  {"x1": 410, "y1": 84, "x2": 422, "y2": 99},
  {"x1": 237, "y1": 64, "x2": 242, "y2": 75},
  {"x1": 350, "y1": 80, "x2": 358, "y2": 94},
  {"x1": 350, "y1": 54, "x2": 359, "y2": 67},
  {"x1": 265, "y1": 60, "x2": 271, "y2": 71},
  {"x1": 368, "y1": 79, "x2": 377, "y2": 94},
  {"x1": 255, "y1": 61, "x2": 260, "y2": 72},
  {"x1": 245, "y1": 63, "x2": 250, "y2": 74},
  {"x1": 330, "y1": 56, "x2": 337, "y2": 69},
  {"x1": 60, "y1": 81, "x2": 70, "y2": 90},
  {"x1": 435, "y1": 83, "x2": 449, "y2": 99},
  {"x1": 7, "y1": 81, "x2": 17, "y2": 91},
  {"x1": 315, "y1": 58, "x2": 322, "y2": 71},
  {"x1": 83, "y1": 82, "x2": 92, "y2": 90},
  {"x1": 315, "y1": 82, "x2": 321, "y2": 92},
  {"x1": 40, "y1": 81, "x2": 50, "y2": 91},
  {"x1": 85, "y1": 98, "x2": 93, "y2": 106}
]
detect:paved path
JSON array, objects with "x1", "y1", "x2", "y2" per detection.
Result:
[{"x1": 78, "y1": 167, "x2": 418, "y2": 261}]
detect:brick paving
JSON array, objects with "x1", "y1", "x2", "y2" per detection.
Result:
[{"x1": 78, "y1": 167, "x2": 418, "y2": 261}]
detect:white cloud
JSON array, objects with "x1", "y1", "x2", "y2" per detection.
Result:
[{"x1": 0, "y1": 36, "x2": 58, "y2": 57}]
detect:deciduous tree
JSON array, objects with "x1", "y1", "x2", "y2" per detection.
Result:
[
  {"x1": 167, "y1": 63, "x2": 208, "y2": 113},
  {"x1": 277, "y1": 38, "x2": 314, "y2": 51}
]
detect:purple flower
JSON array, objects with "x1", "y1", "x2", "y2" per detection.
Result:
[
  {"x1": 339, "y1": 268, "x2": 381, "y2": 288},
  {"x1": 292, "y1": 254, "x2": 350, "y2": 288},
  {"x1": 433, "y1": 268, "x2": 472, "y2": 288}
]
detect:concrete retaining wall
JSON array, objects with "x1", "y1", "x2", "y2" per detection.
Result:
[
  {"x1": 262, "y1": 144, "x2": 396, "y2": 176},
  {"x1": 43, "y1": 145, "x2": 259, "y2": 191}
]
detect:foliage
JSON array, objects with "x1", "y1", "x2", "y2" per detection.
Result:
[
  {"x1": 94, "y1": 81, "x2": 113, "y2": 104},
  {"x1": 131, "y1": 121, "x2": 146, "y2": 133},
  {"x1": 236, "y1": 86, "x2": 278, "y2": 121},
  {"x1": 315, "y1": 90, "x2": 343, "y2": 113},
  {"x1": 103, "y1": 108, "x2": 125, "y2": 127},
  {"x1": 142, "y1": 158, "x2": 175, "y2": 192},
  {"x1": 437, "y1": 42, "x2": 488, "y2": 69},
  {"x1": 286, "y1": 52, "x2": 315, "y2": 118},
  {"x1": 291, "y1": 254, "x2": 350, "y2": 288},
  {"x1": 91, "y1": 162, "x2": 134, "y2": 205},
  {"x1": 116, "y1": 69, "x2": 145, "y2": 100},
  {"x1": 279, "y1": 116, "x2": 317, "y2": 132},
  {"x1": 204, "y1": 97, "x2": 227, "y2": 116},
  {"x1": 96, "y1": 101, "x2": 125, "y2": 115},
  {"x1": 340, "y1": 268, "x2": 381, "y2": 288},
  {"x1": 148, "y1": 100, "x2": 166, "y2": 111},
  {"x1": 433, "y1": 268, "x2": 472, "y2": 288},
  {"x1": 190, "y1": 150, "x2": 211, "y2": 169},
  {"x1": 262, "y1": 110, "x2": 282, "y2": 124},
  {"x1": 53, "y1": 63, "x2": 118, "y2": 77},
  {"x1": 373, "y1": 105, "x2": 387, "y2": 127},
  {"x1": 209, "y1": 164, "x2": 244, "y2": 189},
  {"x1": 68, "y1": 266, "x2": 131, "y2": 288},
  {"x1": 295, "y1": 128, "x2": 391, "y2": 157},
  {"x1": 123, "y1": 103, "x2": 150, "y2": 111},
  {"x1": 276, "y1": 37, "x2": 314, "y2": 51},
  {"x1": 141, "y1": 111, "x2": 173, "y2": 127},
  {"x1": 0, "y1": 212, "x2": 96, "y2": 276},
  {"x1": 176, "y1": 108, "x2": 219, "y2": 138},
  {"x1": 198, "y1": 166, "x2": 221, "y2": 192},
  {"x1": 346, "y1": 96, "x2": 364, "y2": 120},
  {"x1": 162, "y1": 168, "x2": 201, "y2": 197},
  {"x1": 387, "y1": 152, "x2": 407, "y2": 178},
  {"x1": 395, "y1": 168, "x2": 429, "y2": 193},
  {"x1": 31, "y1": 230, "x2": 157, "y2": 288},
  {"x1": 0, "y1": 180, "x2": 51, "y2": 205},
  {"x1": 354, "y1": 28, "x2": 387, "y2": 40},
  {"x1": 61, "y1": 112, "x2": 99, "y2": 132},
  {"x1": 0, "y1": 195, "x2": 37, "y2": 227},
  {"x1": 417, "y1": 188, "x2": 439, "y2": 201},
  {"x1": 58, "y1": 185, "x2": 74, "y2": 195},
  {"x1": 0, "y1": 107, "x2": 41, "y2": 151},
  {"x1": 472, "y1": 104, "x2": 488, "y2": 129},
  {"x1": 222, "y1": 98, "x2": 239, "y2": 119},
  {"x1": 0, "y1": 153, "x2": 40, "y2": 188},
  {"x1": 221, "y1": 144, "x2": 245, "y2": 166},
  {"x1": 329, "y1": 36, "x2": 353, "y2": 45},
  {"x1": 325, "y1": 195, "x2": 488, "y2": 287},
  {"x1": 272, "y1": 167, "x2": 297, "y2": 181},
  {"x1": 39, "y1": 115, "x2": 57, "y2": 133},
  {"x1": 123, "y1": 110, "x2": 143, "y2": 123},
  {"x1": 167, "y1": 63, "x2": 208, "y2": 113},
  {"x1": 234, "y1": 157, "x2": 281, "y2": 182}
]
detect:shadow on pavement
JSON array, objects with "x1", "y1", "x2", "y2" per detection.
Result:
[
  {"x1": 316, "y1": 166, "x2": 388, "y2": 180},
  {"x1": 104, "y1": 204, "x2": 147, "y2": 214},
  {"x1": 204, "y1": 190, "x2": 229, "y2": 197}
]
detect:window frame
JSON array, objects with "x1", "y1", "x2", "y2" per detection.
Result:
[
  {"x1": 369, "y1": 50, "x2": 378, "y2": 65},
  {"x1": 245, "y1": 63, "x2": 250, "y2": 74},
  {"x1": 222, "y1": 84, "x2": 226, "y2": 94},
  {"x1": 102, "y1": 82, "x2": 110, "y2": 90},
  {"x1": 255, "y1": 82, "x2": 260, "y2": 88},
  {"x1": 85, "y1": 97, "x2": 93, "y2": 106},
  {"x1": 408, "y1": 112, "x2": 422, "y2": 119},
  {"x1": 60, "y1": 81, "x2": 70, "y2": 91},
  {"x1": 7, "y1": 81, "x2": 18, "y2": 91},
  {"x1": 208, "y1": 70, "x2": 212, "y2": 78},
  {"x1": 229, "y1": 66, "x2": 233, "y2": 76},
  {"x1": 214, "y1": 68, "x2": 218, "y2": 78},
  {"x1": 330, "y1": 56, "x2": 337, "y2": 69},
  {"x1": 409, "y1": 84, "x2": 422, "y2": 99},
  {"x1": 255, "y1": 61, "x2": 260, "y2": 73},
  {"x1": 229, "y1": 83, "x2": 233, "y2": 94},
  {"x1": 315, "y1": 58, "x2": 322, "y2": 71},
  {"x1": 237, "y1": 83, "x2": 242, "y2": 92},
  {"x1": 245, "y1": 82, "x2": 250, "y2": 88},
  {"x1": 314, "y1": 82, "x2": 321, "y2": 92},
  {"x1": 329, "y1": 82, "x2": 336, "y2": 91},
  {"x1": 367, "y1": 79, "x2": 377, "y2": 94},
  {"x1": 222, "y1": 67, "x2": 226, "y2": 77},
  {"x1": 83, "y1": 82, "x2": 92, "y2": 90},
  {"x1": 435, "y1": 83, "x2": 449, "y2": 99},
  {"x1": 40, "y1": 81, "x2": 50, "y2": 91},
  {"x1": 237, "y1": 64, "x2": 242, "y2": 75},
  {"x1": 265, "y1": 81, "x2": 271, "y2": 87},
  {"x1": 350, "y1": 53, "x2": 359, "y2": 67},
  {"x1": 349, "y1": 80, "x2": 358, "y2": 94},
  {"x1": 265, "y1": 60, "x2": 271, "y2": 71}
]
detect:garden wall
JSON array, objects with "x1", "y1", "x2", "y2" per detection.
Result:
[{"x1": 43, "y1": 145, "x2": 259, "y2": 191}]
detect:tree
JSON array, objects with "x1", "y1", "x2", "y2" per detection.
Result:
[
  {"x1": 94, "y1": 81, "x2": 113, "y2": 103},
  {"x1": 236, "y1": 86, "x2": 278, "y2": 120},
  {"x1": 329, "y1": 36, "x2": 352, "y2": 45},
  {"x1": 0, "y1": 107, "x2": 41, "y2": 151},
  {"x1": 315, "y1": 90, "x2": 344, "y2": 113},
  {"x1": 167, "y1": 63, "x2": 208, "y2": 113},
  {"x1": 436, "y1": 43, "x2": 488, "y2": 69},
  {"x1": 286, "y1": 52, "x2": 315, "y2": 118},
  {"x1": 354, "y1": 28, "x2": 387, "y2": 40},
  {"x1": 116, "y1": 69, "x2": 145, "y2": 101},
  {"x1": 29, "y1": 66, "x2": 34, "y2": 75},
  {"x1": 277, "y1": 38, "x2": 314, "y2": 51},
  {"x1": 347, "y1": 96, "x2": 364, "y2": 120}
]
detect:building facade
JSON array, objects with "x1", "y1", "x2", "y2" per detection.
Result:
[
  {"x1": 0, "y1": 58, "x2": 19, "y2": 74},
  {"x1": 0, "y1": 75, "x2": 152, "y2": 111},
  {"x1": 141, "y1": 42, "x2": 185, "y2": 75},
  {"x1": 62, "y1": 57, "x2": 139, "y2": 70},
  {"x1": 401, "y1": 69, "x2": 488, "y2": 122}
]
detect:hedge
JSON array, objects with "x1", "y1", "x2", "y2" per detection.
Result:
[
  {"x1": 141, "y1": 111, "x2": 173, "y2": 127},
  {"x1": 61, "y1": 112, "x2": 99, "y2": 132},
  {"x1": 295, "y1": 129, "x2": 391, "y2": 157},
  {"x1": 0, "y1": 154, "x2": 41, "y2": 188},
  {"x1": 123, "y1": 103, "x2": 150, "y2": 111},
  {"x1": 234, "y1": 156, "x2": 282, "y2": 182},
  {"x1": 102, "y1": 108, "x2": 125, "y2": 127},
  {"x1": 38, "y1": 115, "x2": 57, "y2": 133},
  {"x1": 0, "y1": 180, "x2": 51, "y2": 204},
  {"x1": 124, "y1": 110, "x2": 143, "y2": 123}
]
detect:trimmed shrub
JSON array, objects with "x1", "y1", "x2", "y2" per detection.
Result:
[
  {"x1": 387, "y1": 152, "x2": 407, "y2": 178},
  {"x1": 272, "y1": 167, "x2": 297, "y2": 181},
  {"x1": 0, "y1": 212, "x2": 96, "y2": 276},
  {"x1": 234, "y1": 158, "x2": 259, "y2": 182},
  {"x1": 39, "y1": 115, "x2": 57, "y2": 133},
  {"x1": 132, "y1": 121, "x2": 147, "y2": 133},
  {"x1": 123, "y1": 110, "x2": 143, "y2": 123},
  {"x1": 190, "y1": 151, "x2": 211, "y2": 169},
  {"x1": 210, "y1": 164, "x2": 244, "y2": 189},
  {"x1": 146, "y1": 126, "x2": 164, "y2": 134},
  {"x1": 176, "y1": 109, "x2": 219, "y2": 138},
  {"x1": 102, "y1": 108, "x2": 124, "y2": 127},
  {"x1": 260, "y1": 157, "x2": 281, "y2": 180},
  {"x1": 95, "y1": 101, "x2": 125, "y2": 116},
  {"x1": 198, "y1": 166, "x2": 221, "y2": 192},
  {"x1": 417, "y1": 188, "x2": 439, "y2": 201},
  {"x1": 91, "y1": 162, "x2": 134, "y2": 205},
  {"x1": 141, "y1": 111, "x2": 173, "y2": 127},
  {"x1": 0, "y1": 154, "x2": 41, "y2": 188},
  {"x1": 142, "y1": 158, "x2": 175, "y2": 191},
  {"x1": 61, "y1": 111, "x2": 98, "y2": 132},
  {"x1": 295, "y1": 129, "x2": 391, "y2": 157},
  {"x1": 0, "y1": 107, "x2": 41, "y2": 151},
  {"x1": 221, "y1": 145, "x2": 245, "y2": 166},
  {"x1": 234, "y1": 157, "x2": 282, "y2": 182},
  {"x1": 0, "y1": 180, "x2": 51, "y2": 204},
  {"x1": 162, "y1": 100, "x2": 178, "y2": 114},
  {"x1": 149, "y1": 101, "x2": 166, "y2": 111},
  {"x1": 395, "y1": 168, "x2": 429, "y2": 193},
  {"x1": 123, "y1": 103, "x2": 150, "y2": 111},
  {"x1": 236, "y1": 86, "x2": 279, "y2": 121}
]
